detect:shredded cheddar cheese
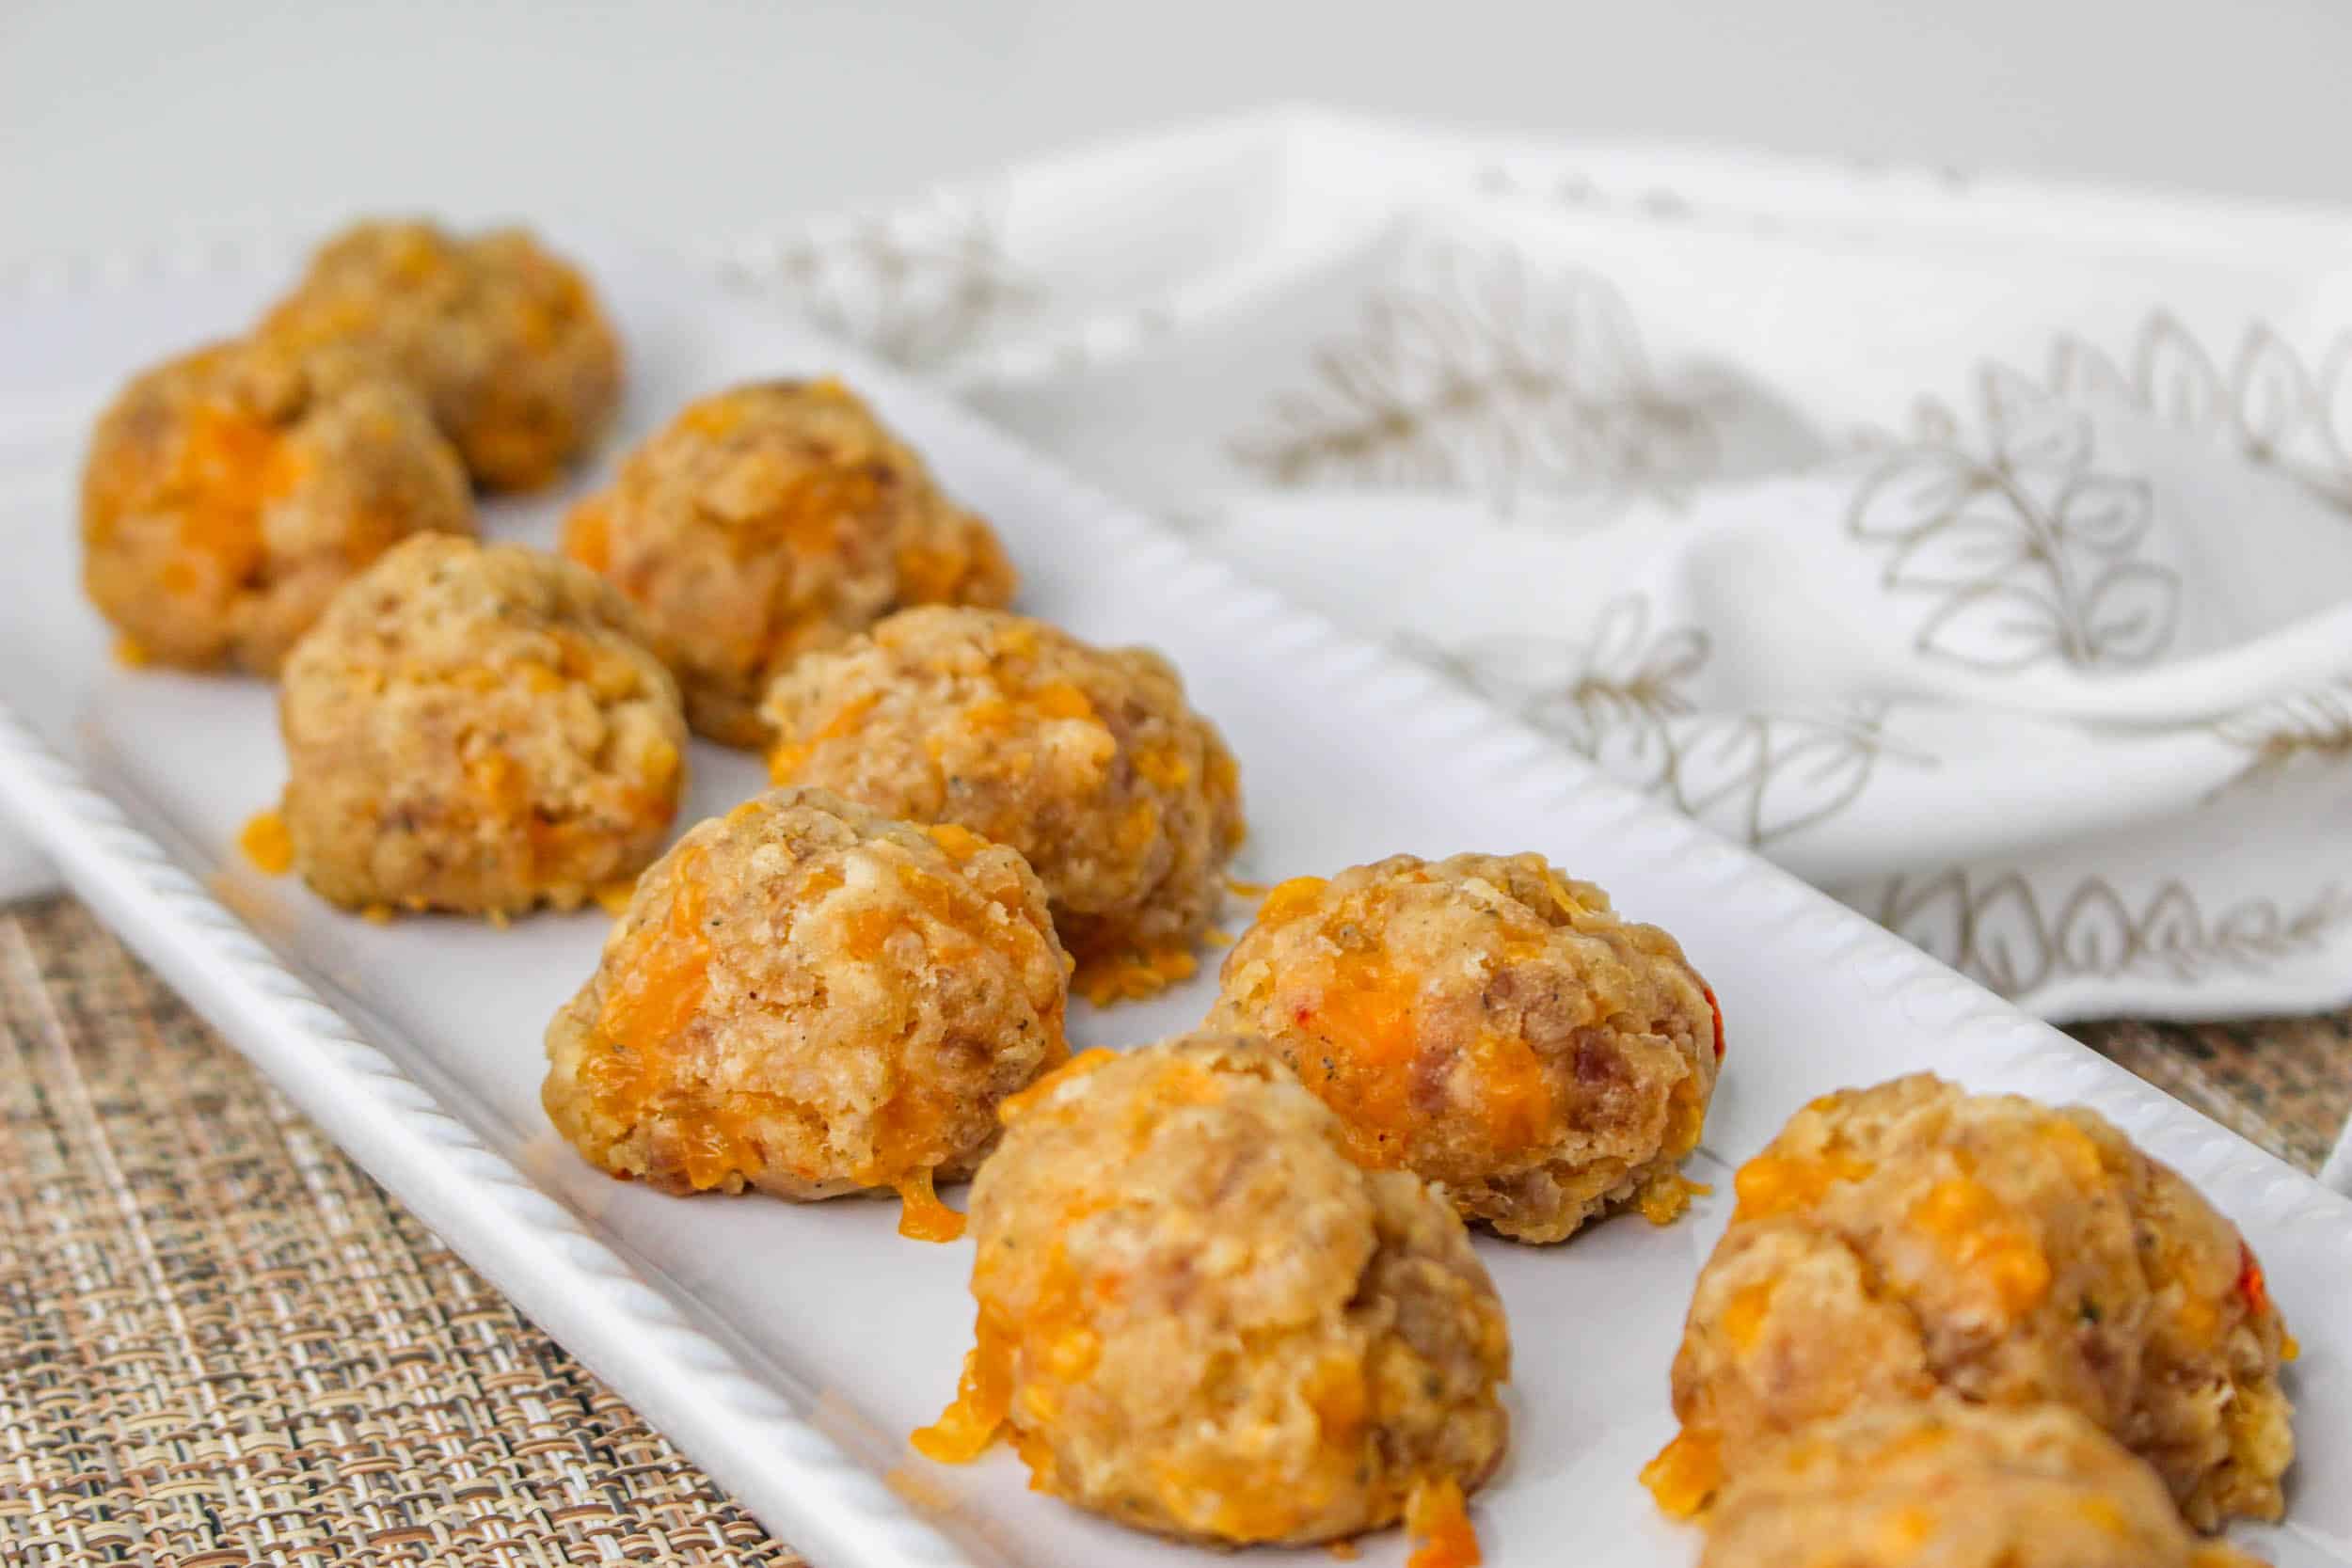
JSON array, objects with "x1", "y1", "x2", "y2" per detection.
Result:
[
  {"x1": 1640, "y1": 1428, "x2": 1723, "y2": 1518},
  {"x1": 1720, "y1": 1277, "x2": 1776, "y2": 1351},
  {"x1": 1869, "y1": 1503, "x2": 1938, "y2": 1554},
  {"x1": 1639, "y1": 1173, "x2": 1710, "y2": 1227},
  {"x1": 1073, "y1": 943, "x2": 1199, "y2": 1006},
  {"x1": 1255, "y1": 875, "x2": 1330, "y2": 927},
  {"x1": 1909, "y1": 1177, "x2": 2051, "y2": 1317},
  {"x1": 999, "y1": 1048, "x2": 1118, "y2": 1125},
  {"x1": 894, "y1": 1166, "x2": 968, "y2": 1243},
  {"x1": 238, "y1": 810, "x2": 294, "y2": 876},
  {"x1": 1404, "y1": 1476, "x2": 1480, "y2": 1568},
  {"x1": 1731, "y1": 1148, "x2": 1875, "y2": 1219},
  {"x1": 911, "y1": 1323, "x2": 1013, "y2": 1463}
]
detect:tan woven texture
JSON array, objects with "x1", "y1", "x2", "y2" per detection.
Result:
[{"x1": 2, "y1": 892, "x2": 2345, "y2": 1565}]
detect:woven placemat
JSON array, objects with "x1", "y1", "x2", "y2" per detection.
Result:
[
  {"x1": 0, "y1": 897, "x2": 801, "y2": 1567},
  {"x1": 2, "y1": 892, "x2": 2345, "y2": 1565}
]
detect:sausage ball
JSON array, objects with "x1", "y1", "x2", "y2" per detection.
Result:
[
  {"x1": 1206, "y1": 854, "x2": 1721, "y2": 1243},
  {"x1": 81, "y1": 337, "x2": 472, "y2": 673},
  {"x1": 542, "y1": 786, "x2": 1068, "y2": 1237},
  {"x1": 1700, "y1": 1402, "x2": 2267, "y2": 1568},
  {"x1": 262, "y1": 219, "x2": 622, "y2": 490},
  {"x1": 1645, "y1": 1074, "x2": 2295, "y2": 1530},
  {"x1": 914, "y1": 1033, "x2": 1511, "y2": 1555},
  {"x1": 561, "y1": 379, "x2": 1017, "y2": 746},
  {"x1": 276, "y1": 534, "x2": 687, "y2": 916},
  {"x1": 763, "y1": 607, "x2": 1245, "y2": 1003}
]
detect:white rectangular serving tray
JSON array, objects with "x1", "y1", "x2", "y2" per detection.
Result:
[{"x1": 0, "y1": 239, "x2": 2345, "y2": 1568}]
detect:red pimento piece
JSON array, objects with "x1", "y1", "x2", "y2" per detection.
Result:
[
  {"x1": 1703, "y1": 982, "x2": 1725, "y2": 1063},
  {"x1": 2237, "y1": 1243, "x2": 2270, "y2": 1318}
]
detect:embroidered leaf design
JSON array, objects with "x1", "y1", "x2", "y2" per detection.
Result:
[
  {"x1": 1746, "y1": 719, "x2": 1889, "y2": 845},
  {"x1": 2029, "y1": 310, "x2": 2352, "y2": 511},
  {"x1": 1914, "y1": 583, "x2": 2066, "y2": 670},
  {"x1": 2135, "y1": 313, "x2": 2232, "y2": 436},
  {"x1": 1882, "y1": 870, "x2": 1968, "y2": 967},
  {"x1": 2080, "y1": 563, "x2": 2178, "y2": 663},
  {"x1": 1983, "y1": 366, "x2": 2089, "y2": 469},
  {"x1": 1416, "y1": 596, "x2": 1928, "y2": 846},
  {"x1": 2209, "y1": 675, "x2": 2352, "y2": 794},
  {"x1": 2052, "y1": 474, "x2": 2153, "y2": 556},
  {"x1": 2137, "y1": 883, "x2": 2203, "y2": 963},
  {"x1": 1849, "y1": 451, "x2": 1986, "y2": 541},
  {"x1": 2317, "y1": 334, "x2": 2352, "y2": 467},
  {"x1": 2055, "y1": 880, "x2": 2135, "y2": 976},
  {"x1": 1230, "y1": 241, "x2": 1723, "y2": 515},
  {"x1": 1884, "y1": 515, "x2": 2039, "y2": 591},
  {"x1": 1846, "y1": 372, "x2": 2179, "y2": 672},
  {"x1": 2047, "y1": 334, "x2": 2136, "y2": 408},
  {"x1": 1970, "y1": 875, "x2": 2051, "y2": 998},
  {"x1": 1867, "y1": 872, "x2": 2350, "y2": 998},
  {"x1": 726, "y1": 201, "x2": 1040, "y2": 369},
  {"x1": 2231, "y1": 325, "x2": 2314, "y2": 457}
]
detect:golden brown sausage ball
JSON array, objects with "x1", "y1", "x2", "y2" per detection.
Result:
[
  {"x1": 1700, "y1": 1402, "x2": 2267, "y2": 1568},
  {"x1": 1645, "y1": 1075, "x2": 2294, "y2": 1530},
  {"x1": 561, "y1": 379, "x2": 1016, "y2": 747},
  {"x1": 914, "y1": 1033, "x2": 1510, "y2": 1556},
  {"x1": 763, "y1": 607, "x2": 1244, "y2": 1003},
  {"x1": 263, "y1": 220, "x2": 622, "y2": 490},
  {"x1": 541, "y1": 786, "x2": 1069, "y2": 1237},
  {"x1": 275, "y1": 534, "x2": 687, "y2": 916},
  {"x1": 81, "y1": 337, "x2": 472, "y2": 673},
  {"x1": 1206, "y1": 854, "x2": 1721, "y2": 1243}
]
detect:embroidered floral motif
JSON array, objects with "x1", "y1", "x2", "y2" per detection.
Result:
[
  {"x1": 1230, "y1": 242, "x2": 1723, "y2": 515},
  {"x1": 2210, "y1": 676, "x2": 2352, "y2": 797},
  {"x1": 716, "y1": 199, "x2": 1039, "y2": 369},
  {"x1": 1413, "y1": 595, "x2": 1931, "y2": 846},
  {"x1": 2046, "y1": 312, "x2": 2352, "y2": 511},
  {"x1": 1848, "y1": 368, "x2": 2179, "y2": 671},
  {"x1": 1873, "y1": 870, "x2": 2350, "y2": 1000}
]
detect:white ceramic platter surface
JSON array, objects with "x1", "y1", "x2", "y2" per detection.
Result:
[{"x1": 0, "y1": 244, "x2": 2345, "y2": 1568}]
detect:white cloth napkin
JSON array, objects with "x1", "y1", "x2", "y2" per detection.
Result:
[{"x1": 709, "y1": 109, "x2": 2352, "y2": 1022}]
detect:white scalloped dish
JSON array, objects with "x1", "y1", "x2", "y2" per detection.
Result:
[{"x1": 0, "y1": 242, "x2": 2346, "y2": 1568}]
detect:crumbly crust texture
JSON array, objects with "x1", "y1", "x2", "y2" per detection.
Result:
[
  {"x1": 1653, "y1": 1074, "x2": 2294, "y2": 1529},
  {"x1": 263, "y1": 220, "x2": 622, "y2": 490},
  {"x1": 278, "y1": 534, "x2": 687, "y2": 915},
  {"x1": 541, "y1": 786, "x2": 1069, "y2": 1204},
  {"x1": 562, "y1": 379, "x2": 1016, "y2": 746},
  {"x1": 81, "y1": 337, "x2": 474, "y2": 673},
  {"x1": 1700, "y1": 1402, "x2": 2266, "y2": 1568},
  {"x1": 762, "y1": 607, "x2": 1244, "y2": 992},
  {"x1": 922, "y1": 1033, "x2": 1511, "y2": 1547},
  {"x1": 1207, "y1": 853, "x2": 1720, "y2": 1243}
]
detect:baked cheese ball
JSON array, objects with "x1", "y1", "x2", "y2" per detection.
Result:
[
  {"x1": 262, "y1": 220, "x2": 622, "y2": 490},
  {"x1": 562, "y1": 379, "x2": 1016, "y2": 746},
  {"x1": 763, "y1": 607, "x2": 1244, "y2": 1003},
  {"x1": 541, "y1": 787, "x2": 1068, "y2": 1237},
  {"x1": 274, "y1": 534, "x2": 687, "y2": 916},
  {"x1": 82, "y1": 337, "x2": 472, "y2": 673},
  {"x1": 1645, "y1": 1074, "x2": 2295, "y2": 1531},
  {"x1": 1700, "y1": 1402, "x2": 2266, "y2": 1568},
  {"x1": 1206, "y1": 853, "x2": 1722, "y2": 1243},
  {"x1": 914, "y1": 1033, "x2": 1510, "y2": 1558}
]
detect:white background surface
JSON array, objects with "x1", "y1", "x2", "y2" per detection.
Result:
[{"x1": 6, "y1": 0, "x2": 2352, "y2": 262}]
